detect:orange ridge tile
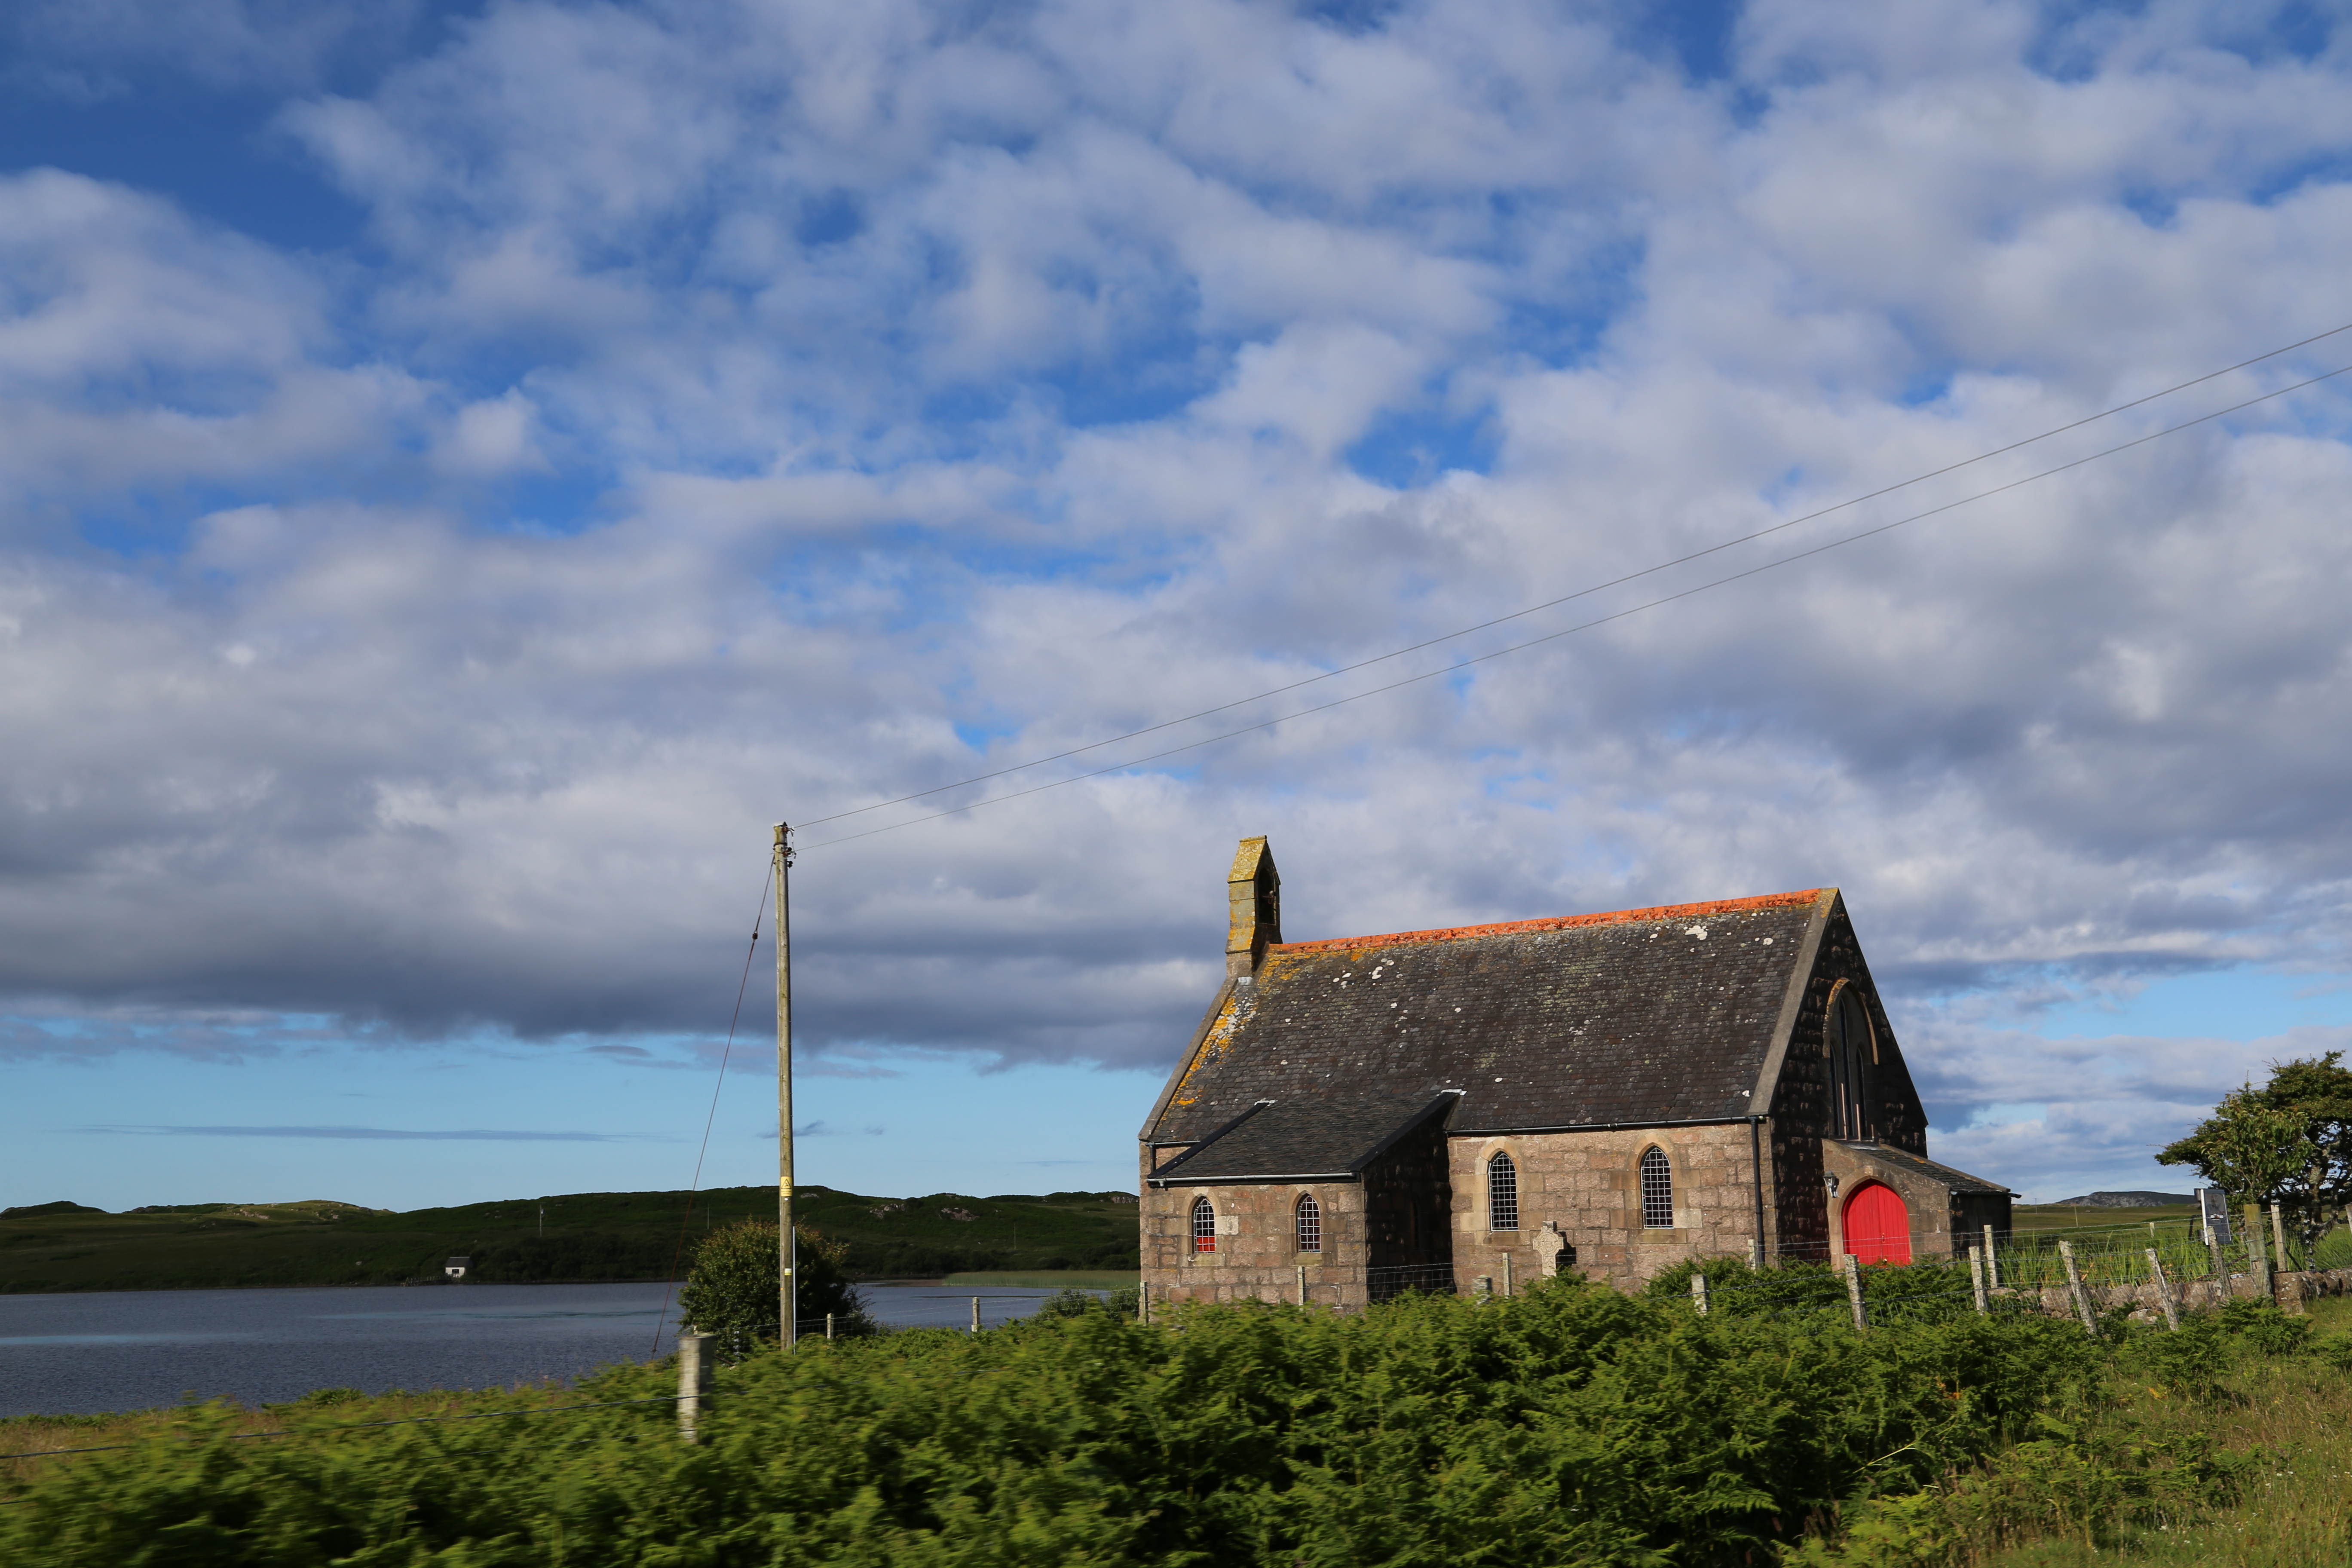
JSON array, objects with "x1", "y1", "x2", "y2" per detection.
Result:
[{"x1": 1270, "y1": 888, "x2": 1827, "y2": 955}]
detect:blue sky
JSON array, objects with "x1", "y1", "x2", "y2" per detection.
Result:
[{"x1": 5, "y1": 0, "x2": 2352, "y2": 1213}]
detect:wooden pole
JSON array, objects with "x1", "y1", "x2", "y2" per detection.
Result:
[
  {"x1": 971, "y1": 1295, "x2": 981, "y2": 1333},
  {"x1": 1296, "y1": 1263, "x2": 1306, "y2": 1307},
  {"x1": 1501, "y1": 1250, "x2": 1513, "y2": 1298},
  {"x1": 2244, "y1": 1202, "x2": 2271, "y2": 1301},
  {"x1": 2270, "y1": 1204, "x2": 2292, "y2": 1274},
  {"x1": 2058, "y1": 1240, "x2": 2097, "y2": 1335},
  {"x1": 1969, "y1": 1244, "x2": 1988, "y2": 1315},
  {"x1": 774, "y1": 824, "x2": 797, "y2": 1350},
  {"x1": 2147, "y1": 1249, "x2": 2180, "y2": 1331},
  {"x1": 1690, "y1": 1272, "x2": 1709, "y2": 1316},
  {"x1": 1981, "y1": 1224, "x2": 1999, "y2": 1288},
  {"x1": 1842, "y1": 1251, "x2": 1867, "y2": 1330},
  {"x1": 676, "y1": 1331, "x2": 714, "y2": 1443}
]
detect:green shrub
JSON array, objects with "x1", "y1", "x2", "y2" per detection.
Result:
[
  {"x1": 675, "y1": 1219, "x2": 876, "y2": 1358},
  {"x1": 0, "y1": 1275, "x2": 2117, "y2": 1567},
  {"x1": 2217, "y1": 1297, "x2": 2312, "y2": 1356}
]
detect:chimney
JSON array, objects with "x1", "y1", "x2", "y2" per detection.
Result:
[{"x1": 1226, "y1": 836, "x2": 1282, "y2": 977}]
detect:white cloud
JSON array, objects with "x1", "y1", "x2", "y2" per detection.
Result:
[{"x1": 3, "y1": 0, "x2": 2351, "y2": 1204}]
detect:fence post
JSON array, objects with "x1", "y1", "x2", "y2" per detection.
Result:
[
  {"x1": 1139, "y1": 1283, "x2": 1149, "y2": 1324},
  {"x1": 1297, "y1": 1264, "x2": 1307, "y2": 1307},
  {"x1": 2147, "y1": 1249, "x2": 2180, "y2": 1331},
  {"x1": 2243, "y1": 1203, "x2": 2271, "y2": 1301},
  {"x1": 2057, "y1": 1240, "x2": 2098, "y2": 1335},
  {"x1": 1842, "y1": 1251, "x2": 1867, "y2": 1330},
  {"x1": 1749, "y1": 1237, "x2": 1763, "y2": 1270},
  {"x1": 1981, "y1": 1224, "x2": 2000, "y2": 1288},
  {"x1": 676, "y1": 1330, "x2": 715, "y2": 1444},
  {"x1": 1691, "y1": 1272, "x2": 1709, "y2": 1317},
  {"x1": 1502, "y1": 1251, "x2": 1514, "y2": 1298},
  {"x1": 1969, "y1": 1244, "x2": 1988, "y2": 1315},
  {"x1": 971, "y1": 1296, "x2": 981, "y2": 1334},
  {"x1": 2269, "y1": 1204, "x2": 2293, "y2": 1274},
  {"x1": 825, "y1": 1313, "x2": 834, "y2": 1340}
]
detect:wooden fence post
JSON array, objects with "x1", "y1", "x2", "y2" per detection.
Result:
[
  {"x1": 2243, "y1": 1204, "x2": 2271, "y2": 1301},
  {"x1": 1691, "y1": 1272, "x2": 1709, "y2": 1316},
  {"x1": 1297, "y1": 1264, "x2": 1307, "y2": 1307},
  {"x1": 971, "y1": 1296, "x2": 981, "y2": 1334},
  {"x1": 1842, "y1": 1251, "x2": 1867, "y2": 1330},
  {"x1": 1969, "y1": 1244, "x2": 1988, "y2": 1315},
  {"x1": 1981, "y1": 1225, "x2": 2000, "y2": 1288},
  {"x1": 1139, "y1": 1283, "x2": 1150, "y2": 1324},
  {"x1": 2147, "y1": 1249, "x2": 2180, "y2": 1331},
  {"x1": 676, "y1": 1331, "x2": 714, "y2": 1444},
  {"x1": 1502, "y1": 1251, "x2": 1514, "y2": 1298},
  {"x1": 2269, "y1": 1204, "x2": 2292, "y2": 1274},
  {"x1": 825, "y1": 1313, "x2": 834, "y2": 1340},
  {"x1": 2058, "y1": 1240, "x2": 2098, "y2": 1335}
]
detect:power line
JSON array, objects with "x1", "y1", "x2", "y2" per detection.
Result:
[
  {"x1": 799, "y1": 358, "x2": 2351, "y2": 852},
  {"x1": 794, "y1": 320, "x2": 2352, "y2": 834}
]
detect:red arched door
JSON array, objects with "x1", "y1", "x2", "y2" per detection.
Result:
[{"x1": 1843, "y1": 1182, "x2": 1910, "y2": 1265}]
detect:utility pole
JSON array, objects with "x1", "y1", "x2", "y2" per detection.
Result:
[{"x1": 775, "y1": 823, "x2": 797, "y2": 1348}]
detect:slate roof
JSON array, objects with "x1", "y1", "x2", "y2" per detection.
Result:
[
  {"x1": 1145, "y1": 888, "x2": 1834, "y2": 1146},
  {"x1": 1148, "y1": 1092, "x2": 1458, "y2": 1185},
  {"x1": 1838, "y1": 1142, "x2": 2015, "y2": 1196}
]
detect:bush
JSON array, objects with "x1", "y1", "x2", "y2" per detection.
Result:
[
  {"x1": 2217, "y1": 1297, "x2": 2312, "y2": 1356},
  {"x1": 0, "y1": 1275, "x2": 2118, "y2": 1567},
  {"x1": 675, "y1": 1219, "x2": 876, "y2": 1357}
]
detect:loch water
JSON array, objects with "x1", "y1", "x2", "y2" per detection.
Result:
[{"x1": 0, "y1": 1281, "x2": 1086, "y2": 1415}]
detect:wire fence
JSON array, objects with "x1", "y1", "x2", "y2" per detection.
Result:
[
  {"x1": 1675, "y1": 1208, "x2": 2349, "y2": 1333},
  {"x1": 1366, "y1": 1263, "x2": 1462, "y2": 1302}
]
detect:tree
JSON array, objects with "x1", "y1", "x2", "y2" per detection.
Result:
[
  {"x1": 677, "y1": 1219, "x2": 877, "y2": 1359},
  {"x1": 2160, "y1": 1051, "x2": 2352, "y2": 1263}
]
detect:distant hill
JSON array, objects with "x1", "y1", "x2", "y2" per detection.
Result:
[
  {"x1": 2049, "y1": 1191, "x2": 2196, "y2": 1207},
  {"x1": 0, "y1": 1185, "x2": 1141, "y2": 1294}
]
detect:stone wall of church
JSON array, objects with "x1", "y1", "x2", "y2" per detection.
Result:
[
  {"x1": 1448, "y1": 1123, "x2": 1769, "y2": 1293},
  {"x1": 1139, "y1": 1173, "x2": 1369, "y2": 1308}
]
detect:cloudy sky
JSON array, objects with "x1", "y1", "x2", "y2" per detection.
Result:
[{"x1": 3, "y1": 0, "x2": 2349, "y2": 1216}]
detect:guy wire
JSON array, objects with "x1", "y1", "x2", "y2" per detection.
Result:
[{"x1": 650, "y1": 879, "x2": 774, "y2": 1358}]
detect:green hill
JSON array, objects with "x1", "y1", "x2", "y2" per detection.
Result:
[{"x1": 0, "y1": 1185, "x2": 1141, "y2": 1293}]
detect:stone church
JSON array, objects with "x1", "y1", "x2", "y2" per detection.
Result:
[{"x1": 1138, "y1": 839, "x2": 2012, "y2": 1305}]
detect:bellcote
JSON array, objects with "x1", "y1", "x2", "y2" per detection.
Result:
[{"x1": 1225, "y1": 836, "x2": 1282, "y2": 977}]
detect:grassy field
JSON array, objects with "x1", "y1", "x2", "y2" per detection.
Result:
[
  {"x1": 0, "y1": 1185, "x2": 1141, "y2": 1292},
  {"x1": 1970, "y1": 1294, "x2": 2352, "y2": 1568},
  {"x1": 2010, "y1": 1201, "x2": 2200, "y2": 1233}
]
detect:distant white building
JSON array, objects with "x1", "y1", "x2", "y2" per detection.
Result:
[{"x1": 444, "y1": 1256, "x2": 470, "y2": 1280}]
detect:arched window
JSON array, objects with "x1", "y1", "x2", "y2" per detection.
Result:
[
  {"x1": 1294, "y1": 1194, "x2": 1321, "y2": 1253},
  {"x1": 1639, "y1": 1147, "x2": 1674, "y2": 1229},
  {"x1": 1191, "y1": 1196, "x2": 1217, "y2": 1254},
  {"x1": 1487, "y1": 1151, "x2": 1519, "y2": 1231},
  {"x1": 1825, "y1": 985, "x2": 1876, "y2": 1140}
]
